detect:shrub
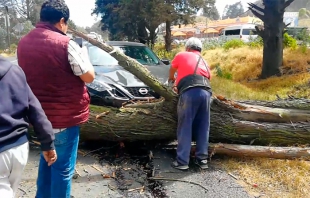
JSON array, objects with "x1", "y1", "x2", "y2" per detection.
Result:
[
  {"x1": 153, "y1": 44, "x2": 181, "y2": 60},
  {"x1": 300, "y1": 44, "x2": 308, "y2": 54},
  {"x1": 223, "y1": 39, "x2": 245, "y2": 50},
  {"x1": 10, "y1": 44, "x2": 17, "y2": 52},
  {"x1": 283, "y1": 33, "x2": 297, "y2": 50},
  {"x1": 215, "y1": 64, "x2": 232, "y2": 80},
  {"x1": 247, "y1": 36, "x2": 263, "y2": 48},
  {"x1": 203, "y1": 38, "x2": 225, "y2": 50}
]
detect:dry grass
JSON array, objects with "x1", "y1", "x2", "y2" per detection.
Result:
[
  {"x1": 203, "y1": 46, "x2": 310, "y2": 198},
  {"x1": 204, "y1": 46, "x2": 310, "y2": 100},
  {"x1": 221, "y1": 157, "x2": 310, "y2": 198},
  {"x1": 204, "y1": 47, "x2": 263, "y2": 82},
  {"x1": 210, "y1": 76, "x2": 276, "y2": 101},
  {"x1": 299, "y1": 18, "x2": 310, "y2": 27}
]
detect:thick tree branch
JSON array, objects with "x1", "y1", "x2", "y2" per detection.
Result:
[
  {"x1": 284, "y1": 22, "x2": 291, "y2": 28},
  {"x1": 209, "y1": 143, "x2": 310, "y2": 160},
  {"x1": 248, "y1": 3, "x2": 264, "y2": 14},
  {"x1": 249, "y1": 7, "x2": 265, "y2": 21},
  {"x1": 283, "y1": 0, "x2": 294, "y2": 9},
  {"x1": 255, "y1": 25, "x2": 264, "y2": 38}
]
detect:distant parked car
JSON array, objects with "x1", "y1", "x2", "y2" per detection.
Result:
[
  {"x1": 219, "y1": 24, "x2": 258, "y2": 43},
  {"x1": 74, "y1": 38, "x2": 170, "y2": 107}
]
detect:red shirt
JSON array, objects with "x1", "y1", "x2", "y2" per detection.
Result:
[{"x1": 171, "y1": 51, "x2": 211, "y2": 86}]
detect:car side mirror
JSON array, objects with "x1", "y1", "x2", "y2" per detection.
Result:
[{"x1": 161, "y1": 59, "x2": 170, "y2": 65}]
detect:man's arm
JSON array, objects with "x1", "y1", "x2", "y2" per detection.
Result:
[
  {"x1": 26, "y1": 84, "x2": 55, "y2": 151},
  {"x1": 68, "y1": 40, "x2": 95, "y2": 83},
  {"x1": 169, "y1": 53, "x2": 180, "y2": 82},
  {"x1": 169, "y1": 67, "x2": 177, "y2": 82}
]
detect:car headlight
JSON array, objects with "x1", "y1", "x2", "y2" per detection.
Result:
[{"x1": 86, "y1": 79, "x2": 113, "y2": 92}]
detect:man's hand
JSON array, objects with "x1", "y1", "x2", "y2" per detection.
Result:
[
  {"x1": 43, "y1": 150, "x2": 57, "y2": 166},
  {"x1": 172, "y1": 86, "x2": 178, "y2": 93},
  {"x1": 168, "y1": 78, "x2": 175, "y2": 84}
]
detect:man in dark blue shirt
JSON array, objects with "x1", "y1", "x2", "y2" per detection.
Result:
[{"x1": 0, "y1": 56, "x2": 57, "y2": 197}]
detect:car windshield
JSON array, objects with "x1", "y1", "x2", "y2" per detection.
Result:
[
  {"x1": 116, "y1": 46, "x2": 160, "y2": 65},
  {"x1": 87, "y1": 45, "x2": 119, "y2": 66}
]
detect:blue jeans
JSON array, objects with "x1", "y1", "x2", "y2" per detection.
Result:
[
  {"x1": 35, "y1": 126, "x2": 80, "y2": 198},
  {"x1": 176, "y1": 88, "x2": 211, "y2": 165}
]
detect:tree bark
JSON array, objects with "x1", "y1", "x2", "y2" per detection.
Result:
[
  {"x1": 80, "y1": 96, "x2": 310, "y2": 146},
  {"x1": 208, "y1": 143, "x2": 310, "y2": 160},
  {"x1": 249, "y1": 0, "x2": 295, "y2": 79},
  {"x1": 164, "y1": 20, "x2": 172, "y2": 52},
  {"x1": 71, "y1": 28, "x2": 310, "y2": 147},
  {"x1": 165, "y1": 142, "x2": 310, "y2": 160}
]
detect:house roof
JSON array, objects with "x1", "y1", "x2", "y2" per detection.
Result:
[{"x1": 169, "y1": 16, "x2": 262, "y2": 34}]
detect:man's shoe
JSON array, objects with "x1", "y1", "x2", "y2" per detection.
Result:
[
  {"x1": 195, "y1": 159, "x2": 208, "y2": 169},
  {"x1": 171, "y1": 161, "x2": 189, "y2": 170}
]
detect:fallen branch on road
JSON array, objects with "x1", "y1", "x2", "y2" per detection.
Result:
[{"x1": 209, "y1": 143, "x2": 310, "y2": 160}]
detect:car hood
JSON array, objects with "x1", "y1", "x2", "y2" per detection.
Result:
[{"x1": 94, "y1": 65, "x2": 147, "y2": 87}]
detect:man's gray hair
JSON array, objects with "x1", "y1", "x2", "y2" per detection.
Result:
[{"x1": 185, "y1": 37, "x2": 203, "y2": 51}]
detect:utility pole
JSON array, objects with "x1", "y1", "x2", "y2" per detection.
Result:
[{"x1": 5, "y1": 6, "x2": 11, "y2": 51}]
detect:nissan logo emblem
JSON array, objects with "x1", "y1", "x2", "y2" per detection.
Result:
[{"x1": 138, "y1": 88, "x2": 148, "y2": 95}]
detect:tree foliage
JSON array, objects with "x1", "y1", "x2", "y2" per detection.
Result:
[
  {"x1": 93, "y1": 0, "x2": 215, "y2": 50},
  {"x1": 85, "y1": 21, "x2": 109, "y2": 41},
  {"x1": 222, "y1": 1, "x2": 245, "y2": 19},
  {"x1": 0, "y1": 0, "x2": 45, "y2": 25},
  {"x1": 202, "y1": 0, "x2": 219, "y2": 20}
]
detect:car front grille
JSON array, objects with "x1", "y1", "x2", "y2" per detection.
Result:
[{"x1": 126, "y1": 87, "x2": 153, "y2": 97}]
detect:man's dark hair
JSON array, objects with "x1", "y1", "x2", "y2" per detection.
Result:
[{"x1": 40, "y1": 0, "x2": 70, "y2": 24}]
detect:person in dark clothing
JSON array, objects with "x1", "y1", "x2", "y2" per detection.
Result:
[
  {"x1": 168, "y1": 37, "x2": 212, "y2": 170},
  {"x1": 0, "y1": 56, "x2": 56, "y2": 197}
]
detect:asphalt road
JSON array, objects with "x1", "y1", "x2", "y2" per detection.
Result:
[
  {"x1": 4, "y1": 55, "x2": 17, "y2": 62},
  {"x1": 16, "y1": 144, "x2": 253, "y2": 198}
]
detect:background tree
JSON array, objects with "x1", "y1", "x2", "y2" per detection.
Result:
[
  {"x1": 162, "y1": 0, "x2": 214, "y2": 51},
  {"x1": 93, "y1": 0, "x2": 215, "y2": 51},
  {"x1": 222, "y1": 1, "x2": 245, "y2": 19},
  {"x1": 93, "y1": 0, "x2": 124, "y2": 40},
  {"x1": 203, "y1": 0, "x2": 220, "y2": 20},
  {"x1": 85, "y1": 21, "x2": 109, "y2": 41},
  {"x1": 68, "y1": 19, "x2": 87, "y2": 34},
  {"x1": 249, "y1": 0, "x2": 295, "y2": 79},
  {"x1": 8, "y1": 0, "x2": 45, "y2": 25}
]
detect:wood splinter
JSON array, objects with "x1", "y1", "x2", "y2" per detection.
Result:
[
  {"x1": 128, "y1": 186, "x2": 145, "y2": 192},
  {"x1": 91, "y1": 165, "x2": 114, "y2": 178}
]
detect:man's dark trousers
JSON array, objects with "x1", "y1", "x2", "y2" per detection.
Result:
[{"x1": 176, "y1": 87, "x2": 211, "y2": 165}]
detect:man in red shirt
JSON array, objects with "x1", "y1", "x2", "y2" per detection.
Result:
[{"x1": 169, "y1": 37, "x2": 212, "y2": 170}]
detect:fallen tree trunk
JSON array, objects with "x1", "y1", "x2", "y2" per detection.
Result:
[
  {"x1": 30, "y1": 139, "x2": 310, "y2": 160},
  {"x1": 80, "y1": 97, "x2": 310, "y2": 146},
  {"x1": 71, "y1": 29, "x2": 310, "y2": 147},
  {"x1": 163, "y1": 142, "x2": 310, "y2": 160},
  {"x1": 209, "y1": 143, "x2": 310, "y2": 160}
]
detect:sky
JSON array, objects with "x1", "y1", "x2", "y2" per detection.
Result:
[
  {"x1": 65, "y1": 0, "x2": 257, "y2": 27},
  {"x1": 215, "y1": 0, "x2": 257, "y2": 17}
]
